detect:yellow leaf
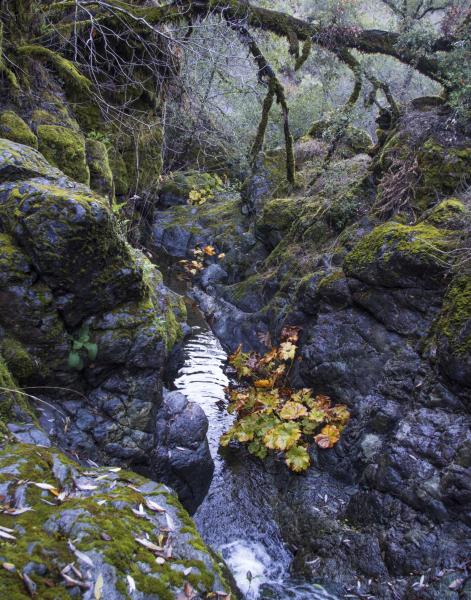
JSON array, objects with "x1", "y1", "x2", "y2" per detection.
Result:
[
  {"x1": 279, "y1": 401, "x2": 308, "y2": 420},
  {"x1": 254, "y1": 379, "x2": 272, "y2": 389},
  {"x1": 278, "y1": 341, "x2": 297, "y2": 361}
]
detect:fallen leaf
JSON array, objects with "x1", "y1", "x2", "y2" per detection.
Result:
[
  {"x1": 2, "y1": 562, "x2": 15, "y2": 571},
  {"x1": 278, "y1": 341, "x2": 297, "y2": 361},
  {"x1": 135, "y1": 538, "x2": 163, "y2": 553},
  {"x1": 0, "y1": 530, "x2": 16, "y2": 540},
  {"x1": 184, "y1": 581, "x2": 196, "y2": 599},
  {"x1": 127, "y1": 574, "x2": 136, "y2": 593},
  {"x1": 76, "y1": 483, "x2": 99, "y2": 491},
  {"x1": 145, "y1": 499, "x2": 166, "y2": 513},
  {"x1": 0, "y1": 525, "x2": 15, "y2": 533},
  {"x1": 94, "y1": 573, "x2": 104, "y2": 599},
  {"x1": 32, "y1": 482, "x2": 59, "y2": 493},
  {"x1": 203, "y1": 245, "x2": 216, "y2": 256}
]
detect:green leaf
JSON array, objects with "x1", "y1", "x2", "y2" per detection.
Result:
[
  {"x1": 248, "y1": 440, "x2": 268, "y2": 460},
  {"x1": 285, "y1": 445, "x2": 310, "y2": 472},
  {"x1": 73, "y1": 340, "x2": 84, "y2": 351},
  {"x1": 86, "y1": 342, "x2": 98, "y2": 361},
  {"x1": 263, "y1": 422, "x2": 301, "y2": 451},
  {"x1": 68, "y1": 351, "x2": 83, "y2": 370}
]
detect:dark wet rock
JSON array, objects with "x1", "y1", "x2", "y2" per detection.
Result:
[
  {"x1": 153, "y1": 390, "x2": 213, "y2": 514},
  {"x1": 200, "y1": 263, "x2": 228, "y2": 289}
]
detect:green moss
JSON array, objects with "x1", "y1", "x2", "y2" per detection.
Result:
[
  {"x1": 0, "y1": 338, "x2": 35, "y2": 382},
  {"x1": 417, "y1": 140, "x2": 471, "y2": 208},
  {"x1": 318, "y1": 270, "x2": 344, "y2": 289},
  {"x1": 259, "y1": 197, "x2": 297, "y2": 231},
  {"x1": 0, "y1": 111, "x2": 37, "y2": 148},
  {"x1": 108, "y1": 150, "x2": 130, "y2": 197},
  {"x1": 436, "y1": 275, "x2": 471, "y2": 354},
  {"x1": 424, "y1": 198, "x2": 466, "y2": 230},
  {"x1": 0, "y1": 444, "x2": 231, "y2": 598},
  {"x1": 16, "y1": 45, "x2": 92, "y2": 94},
  {"x1": 37, "y1": 125, "x2": 89, "y2": 184},
  {"x1": 309, "y1": 121, "x2": 373, "y2": 156},
  {"x1": 85, "y1": 138, "x2": 113, "y2": 198},
  {"x1": 344, "y1": 221, "x2": 451, "y2": 273}
]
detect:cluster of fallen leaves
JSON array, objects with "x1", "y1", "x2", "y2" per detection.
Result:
[
  {"x1": 179, "y1": 245, "x2": 225, "y2": 277},
  {"x1": 0, "y1": 465, "x2": 231, "y2": 599},
  {"x1": 220, "y1": 326, "x2": 350, "y2": 472}
]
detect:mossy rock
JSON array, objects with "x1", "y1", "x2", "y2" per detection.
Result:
[
  {"x1": 308, "y1": 120, "x2": 373, "y2": 157},
  {"x1": 423, "y1": 198, "x2": 467, "y2": 230},
  {"x1": 257, "y1": 197, "x2": 298, "y2": 249},
  {"x1": 344, "y1": 221, "x2": 453, "y2": 288},
  {"x1": 37, "y1": 124, "x2": 90, "y2": 185},
  {"x1": 0, "y1": 338, "x2": 35, "y2": 382},
  {"x1": 0, "y1": 443, "x2": 232, "y2": 599},
  {"x1": 108, "y1": 149, "x2": 130, "y2": 197},
  {"x1": 436, "y1": 275, "x2": 471, "y2": 388},
  {"x1": 416, "y1": 139, "x2": 471, "y2": 209},
  {"x1": 86, "y1": 138, "x2": 113, "y2": 198},
  {"x1": 0, "y1": 111, "x2": 37, "y2": 148},
  {"x1": 378, "y1": 131, "x2": 471, "y2": 213},
  {"x1": 0, "y1": 140, "x2": 145, "y2": 326}
]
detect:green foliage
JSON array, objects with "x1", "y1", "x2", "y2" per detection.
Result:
[
  {"x1": 220, "y1": 327, "x2": 350, "y2": 472},
  {"x1": 68, "y1": 325, "x2": 98, "y2": 370}
]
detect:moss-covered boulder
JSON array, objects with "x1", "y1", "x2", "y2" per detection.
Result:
[
  {"x1": 0, "y1": 141, "x2": 144, "y2": 327},
  {"x1": 0, "y1": 442, "x2": 232, "y2": 599},
  {"x1": 344, "y1": 221, "x2": 452, "y2": 289},
  {"x1": 86, "y1": 138, "x2": 113, "y2": 199},
  {"x1": 436, "y1": 275, "x2": 471, "y2": 388},
  {"x1": 0, "y1": 111, "x2": 37, "y2": 148},
  {"x1": 37, "y1": 124, "x2": 90, "y2": 185},
  {"x1": 0, "y1": 137, "x2": 62, "y2": 182},
  {"x1": 377, "y1": 107, "x2": 471, "y2": 213},
  {"x1": 423, "y1": 198, "x2": 467, "y2": 230},
  {"x1": 256, "y1": 197, "x2": 298, "y2": 249},
  {"x1": 309, "y1": 120, "x2": 373, "y2": 157}
]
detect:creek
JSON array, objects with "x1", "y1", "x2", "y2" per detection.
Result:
[{"x1": 158, "y1": 254, "x2": 338, "y2": 600}]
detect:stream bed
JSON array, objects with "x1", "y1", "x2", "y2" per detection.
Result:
[{"x1": 159, "y1": 256, "x2": 336, "y2": 599}]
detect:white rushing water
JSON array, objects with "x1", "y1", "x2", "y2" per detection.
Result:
[{"x1": 173, "y1": 326, "x2": 337, "y2": 600}]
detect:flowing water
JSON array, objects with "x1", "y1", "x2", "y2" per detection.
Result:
[{"x1": 159, "y1": 255, "x2": 336, "y2": 599}]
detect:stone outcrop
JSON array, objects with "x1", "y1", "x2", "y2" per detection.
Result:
[{"x1": 0, "y1": 138, "x2": 213, "y2": 513}]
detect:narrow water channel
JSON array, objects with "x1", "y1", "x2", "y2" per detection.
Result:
[{"x1": 158, "y1": 255, "x2": 337, "y2": 600}]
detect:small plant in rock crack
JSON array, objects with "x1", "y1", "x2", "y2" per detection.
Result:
[
  {"x1": 179, "y1": 245, "x2": 225, "y2": 278},
  {"x1": 220, "y1": 326, "x2": 350, "y2": 472},
  {"x1": 68, "y1": 325, "x2": 98, "y2": 370}
]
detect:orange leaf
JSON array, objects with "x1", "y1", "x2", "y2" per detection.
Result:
[
  {"x1": 254, "y1": 379, "x2": 272, "y2": 389},
  {"x1": 314, "y1": 424, "x2": 340, "y2": 449},
  {"x1": 203, "y1": 245, "x2": 216, "y2": 256}
]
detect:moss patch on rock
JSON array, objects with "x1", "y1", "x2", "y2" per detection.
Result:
[
  {"x1": 37, "y1": 125, "x2": 90, "y2": 184},
  {"x1": 0, "y1": 111, "x2": 37, "y2": 148},
  {"x1": 0, "y1": 443, "x2": 231, "y2": 599},
  {"x1": 85, "y1": 138, "x2": 113, "y2": 198}
]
